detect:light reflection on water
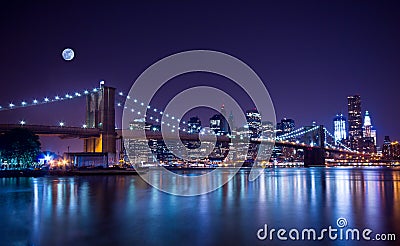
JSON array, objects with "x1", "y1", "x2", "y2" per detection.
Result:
[{"x1": 0, "y1": 167, "x2": 399, "y2": 245}]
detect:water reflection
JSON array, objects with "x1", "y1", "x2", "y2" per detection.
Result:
[{"x1": 0, "y1": 168, "x2": 399, "y2": 245}]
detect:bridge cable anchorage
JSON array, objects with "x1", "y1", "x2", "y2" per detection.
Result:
[{"x1": 0, "y1": 87, "x2": 101, "y2": 112}]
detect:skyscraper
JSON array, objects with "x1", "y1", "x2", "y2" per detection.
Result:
[
  {"x1": 333, "y1": 114, "x2": 347, "y2": 143},
  {"x1": 347, "y1": 95, "x2": 362, "y2": 151},
  {"x1": 245, "y1": 108, "x2": 262, "y2": 137},
  {"x1": 363, "y1": 111, "x2": 377, "y2": 145},
  {"x1": 187, "y1": 116, "x2": 201, "y2": 134},
  {"x1": 361, "y1": 110, "x2": 377, "y2": 153},
  {"x1": 280, "y1": 118, "x2": 295, "y2": 134},
  {"x1": 209, "y1": 105, "x2": 229, "y2": 136}
]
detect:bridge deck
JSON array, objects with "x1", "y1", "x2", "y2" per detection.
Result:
[{"x1": 0, "y1": 124, "x2": 100, "y2": 138}]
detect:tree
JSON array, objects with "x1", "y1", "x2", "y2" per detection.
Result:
[{"x1": 0, "y1": 128, "x2": 41, "y2": 169}]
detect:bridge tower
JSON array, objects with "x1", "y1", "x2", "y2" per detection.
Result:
[
  {"x1": 304, "y1": 125, "x2": 325, "y2": 167},
  {"x1": 84, "y1": 84, "x2": 116, "y2": 163}
]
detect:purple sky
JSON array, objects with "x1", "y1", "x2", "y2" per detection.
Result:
[{"x1": 0, "y1": 1, "x2": 399, "y2": 152}]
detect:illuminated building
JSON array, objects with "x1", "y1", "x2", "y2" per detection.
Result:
[
  {"x1": 187, "y1": 116, "x2": 201, "y2": 134},
  {"x1": 362, "y1": 111, "x2": 377, "y2": 145},
  {"x1": 280, "y1": 118, "x2": 295, "y2": 134},
  {"x1": 347, "y1": 95, "x2": 362, "y2": 151},
  {"x1": 246, "y1": 108, "x2": 261, "y2": 137},
  {"x1": 333, "y1": 114, "x2": 347, "y2": 143},
  {"x1": 382, "y1": 136, "x2": 400, "y2": 160},
  {"x1": 210, "y1": 114, "x2": 228, "y2": 136},
  {"x1": 360, "y1": 111, "x2": 377, "y2": 153}
]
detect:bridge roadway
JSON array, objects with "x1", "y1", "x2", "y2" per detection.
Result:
[
  {"x1": 119, "y1": 129, "x2": 359, "y2": 155},
  {"x1": 0, "y1": 124, "x2": 100, "y2": 138},
  {"x1": 0, "y1": 125, "x2": 359, "y2": 157}
]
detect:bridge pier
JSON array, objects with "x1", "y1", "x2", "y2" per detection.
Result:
[
  {"x1": 83, "y1": 85, "x2": 116, "y2": 166},
  {"x1": 304, "y1": 147, "x2": 325, "y2": 167},
  {"x1": 304, "y1": 125, "x2": 326, "y2": 167}
]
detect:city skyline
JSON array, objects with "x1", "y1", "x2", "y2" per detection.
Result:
[{"x1": 0, "y1": 1, "x2": 399, "y2": 153}]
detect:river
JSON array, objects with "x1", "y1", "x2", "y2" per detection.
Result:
[{"x1": 0, "y1": 167, "x2": 399, "y2": 245}]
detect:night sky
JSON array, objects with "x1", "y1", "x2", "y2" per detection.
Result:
[{"x1": 1, "y1": 1, "x2": 399, "y2": 153}]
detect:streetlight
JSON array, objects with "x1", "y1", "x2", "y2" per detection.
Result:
[
  {"x1": 59, "y1": 121, "x2": 65, "y2": 127},
  {"x1": 20, "y1": 120, "x2": 26, "y2": 125}
]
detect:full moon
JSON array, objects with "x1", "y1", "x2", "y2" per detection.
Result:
[{"x1": 62, "y1": 48, "x2": 75, "y2": 61}]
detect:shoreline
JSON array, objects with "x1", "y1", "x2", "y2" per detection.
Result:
[{"x1": 1, "y1": 164, "x2": 399, "y2": 178}]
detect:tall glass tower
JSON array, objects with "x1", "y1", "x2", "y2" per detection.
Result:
[
  {"x1": 333, "y1": 114, "x2": 347, "y2": 143},
  {"x1": 347, "y1": 95, "x2": 362, "y2": 150}
]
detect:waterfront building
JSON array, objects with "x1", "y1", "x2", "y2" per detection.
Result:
[
  {"x1": 125, "y1": 118, "x2": 155, "y2": 165},
  {"x1": 382, "y1": 136, "x2": 400, "y2": 160},
  {"x1": 347, "y1": 95, "x2": 363, "y2": 151}
]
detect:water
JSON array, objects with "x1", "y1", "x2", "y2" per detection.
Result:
[{"x1": 0, "y1": 167, "x2": 399, "y2": 245}]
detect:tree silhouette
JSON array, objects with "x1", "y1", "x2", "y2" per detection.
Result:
[{"x1": 0, "y1": 128, "x2": 41, "y2": 169}]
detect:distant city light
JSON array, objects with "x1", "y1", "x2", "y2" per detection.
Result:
[
  {"x1": 9, "y1": 103, "x2": 15, "y2": 107},
  {"x1": 33, "y1": 99, "x2": 38, "y2": 104},
  {"x1": 20, "y1": 120, "x2": 26, "y2": 125},
  {"x1": 21, "y1": 101, "x2": 27, "y2": 106},
  {"x1": 82, "y1": 124, "x2": 87, "y2": 128},
  {"x1": 44, "y1": 97, "x2": 49, "y2": 102},
  {"x1": 59, "y1": 122, "x2": 65, "y2": 127}
]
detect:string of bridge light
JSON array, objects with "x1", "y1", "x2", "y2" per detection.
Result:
[
  {"x1": 325, "y1": 142, "x2": 353, "y2": 152},
  {"x1": 276, "y1": 127, "x2": 307, "y2": 140},
  {"x1": 0, "y1": 87, "x2": 101, "y2": 112},
  {"x1": 323, "y1": 128, "x2": 354, "y2": 152},
  {"x1": 276, "y1": 126, "x2": 319, "y2": 141},
  {"x1": 116, "y1": 92, "x2": 188, "y2": 132}
]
